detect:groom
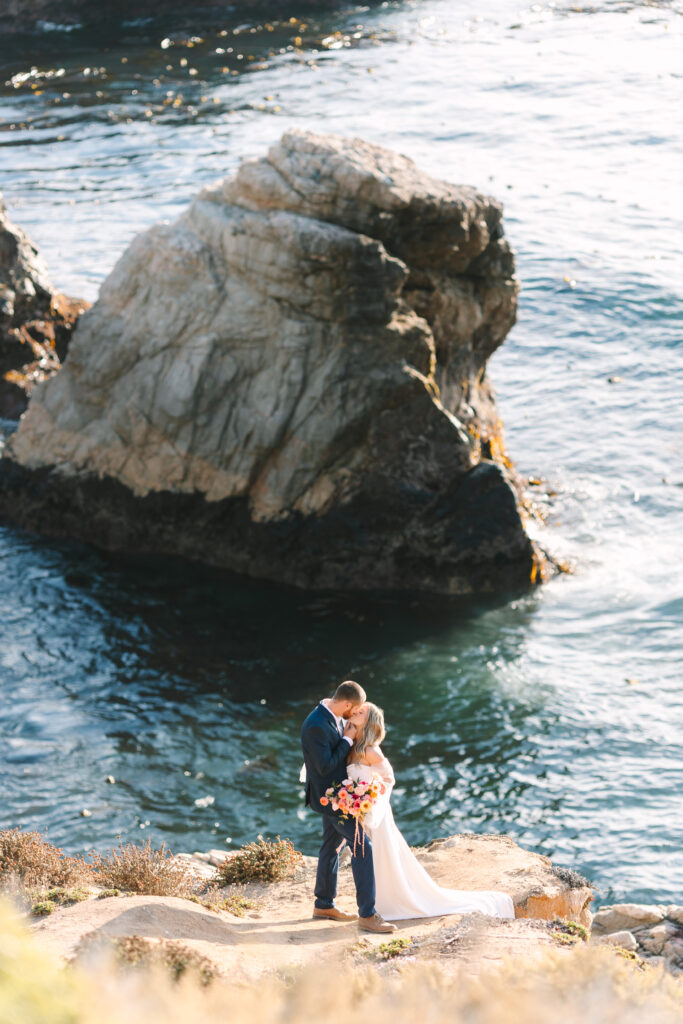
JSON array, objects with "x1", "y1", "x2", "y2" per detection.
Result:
[{"x1": 301, "y1": 680, "x2": 396, "y2": 933}]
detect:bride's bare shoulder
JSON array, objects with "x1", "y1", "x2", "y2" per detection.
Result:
[{"x1": 365, "y1": 745, "x2": 384, "y2": 765}]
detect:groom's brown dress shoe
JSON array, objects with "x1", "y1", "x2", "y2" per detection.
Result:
[
  {"x1": 312, "y1": 907, "x2": 358, "y2": 922},
  {"x1": 358, "y1": 913, "x2": 397, "y2": 933}
]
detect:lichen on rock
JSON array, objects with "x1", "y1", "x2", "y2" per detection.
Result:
[{"x1": 0, "y1": 131, "x2": 549, "y2": 595}]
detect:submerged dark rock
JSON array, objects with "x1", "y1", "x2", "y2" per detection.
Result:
[
  {"x1": 0, "y1": 0, "x2": 348, "y2": 35},
  {"x1": 0, "y1": 131, "x2": 549, "y2": 595}
]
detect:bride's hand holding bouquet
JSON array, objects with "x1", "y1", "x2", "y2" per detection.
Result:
[{"x1": 319, "y1": 774, "x2": 386, "y2": 852}]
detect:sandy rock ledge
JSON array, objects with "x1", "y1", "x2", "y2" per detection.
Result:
[{"x1": 30, "y1": 833, "x2": 593, "y2": 980}]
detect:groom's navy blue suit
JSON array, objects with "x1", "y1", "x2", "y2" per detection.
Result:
[{"x1": 301, "y1": 702, "x2": 376, "y2": 918}]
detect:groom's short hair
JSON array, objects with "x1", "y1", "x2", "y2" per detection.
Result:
[{"x1": 333, "y1": 680, "x2": 366, "y2": 705}]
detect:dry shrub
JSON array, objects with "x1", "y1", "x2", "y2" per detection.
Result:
[
  {"x1": 0, "y1": 828, "x2": 90, "y2": 888},
  {"x1": 90, "y1": 840, "x2": 197, "y2": 897},
  {"x1": 216, "y1": 837, "x2": 303, "y2": 885},
  {"x1": 77, "y1": 933, "x2": 217, "y2": 987}
]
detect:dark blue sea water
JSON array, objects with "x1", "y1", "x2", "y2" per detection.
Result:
[{"x1": 1, "y1": 0, "x2": 682, "y2": 906}]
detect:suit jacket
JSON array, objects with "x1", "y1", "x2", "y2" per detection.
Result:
[{"x1": 301, "y1": 703, "x2": 351, "y2": 814}]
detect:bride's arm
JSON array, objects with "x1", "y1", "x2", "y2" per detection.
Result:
[
  {"x1": 365, "y1": 746, "x2": 395, "y2": 787},
  {"x1": 361, "y1": 746, "x2": 393, "y2": 830}
]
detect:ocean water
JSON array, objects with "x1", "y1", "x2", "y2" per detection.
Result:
[{"x1": 1, "y1": 0, "x2": 682, "y2": 906}]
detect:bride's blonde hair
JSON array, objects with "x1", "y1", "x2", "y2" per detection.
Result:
[{"x1": 355, "y1": 703, "x2": 386, "y2": 760}]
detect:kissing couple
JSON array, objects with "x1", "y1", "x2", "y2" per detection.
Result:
[{"x1": 301, "y1": 680, "x2": 515, "y2": 933}]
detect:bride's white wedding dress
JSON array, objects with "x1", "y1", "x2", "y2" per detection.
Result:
[{"x1": 347, "y1": 759, "x2": 515, "y2": 921}]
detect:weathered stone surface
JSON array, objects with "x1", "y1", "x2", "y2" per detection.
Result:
[
  {"x1": 0, "y1": 197, "x2": 88, "y2": 419},
  {"x1": 663, "y1": 937, "x2": 683, "y2": 964},
  {"x1": 591, "y1": 903, "x2": 666, "y2": 936},
  {"x1": 597, "y1": 930, "x2": 638, "y2": 952},
  {"x1": 666, "y1": 905, "x2": 683, "y2": 925},
  {"x1": 0, "y1": 131, "x2": 547, "y2": 595},
  {"x1": 638, "y1": 921, "x2": 679, "y2": 956}
]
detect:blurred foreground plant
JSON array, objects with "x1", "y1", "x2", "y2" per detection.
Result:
[{"x1": 2, "y1": 898, "x2": 683, "y2": 1024}]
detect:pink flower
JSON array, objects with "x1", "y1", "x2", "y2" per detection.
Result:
[
  {"x1": 343, "y1": 779, "x2": 352, "y2": 787},
  {"x1": 319, "y1": 796, "x2": 329, "y2": 806}
]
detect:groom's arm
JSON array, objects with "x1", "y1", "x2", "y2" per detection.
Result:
[{"x1": 303, "y1": 723, "x2": 352, "y2": 779}]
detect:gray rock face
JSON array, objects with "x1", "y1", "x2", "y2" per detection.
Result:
[
  {"x1": 0, "y1": 131, "x2": 545, "y2": 595},
  {"x1": 0, "y1": 197, "x2": 87, "y2": 419}
]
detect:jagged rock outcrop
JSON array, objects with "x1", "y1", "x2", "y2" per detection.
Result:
[
  {"x1": 0, "y1": 130, "x2": 547, "y2": 595},
  {"x1": 0, "y1": 197, "x2": 88, "y2": 419}
]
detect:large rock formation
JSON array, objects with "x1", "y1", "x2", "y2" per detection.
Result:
[
  {"x1": 0, "y1": 131, "x2": 547, "y2": 595},
  {"x1": 0, "y1": 197, "x2": 88, "y2": 420}
]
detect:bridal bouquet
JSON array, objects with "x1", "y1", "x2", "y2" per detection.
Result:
[{"x1": 319, "y1": 774, "x2": 386, "y2": 853}]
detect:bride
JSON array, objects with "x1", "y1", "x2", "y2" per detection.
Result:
[{"x1": 347, "y1": 702, "x2": 515, "y2": 921}]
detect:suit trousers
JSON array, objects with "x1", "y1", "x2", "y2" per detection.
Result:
[{"x1": 314, "y1": 812, "x2": 376, "y2": 918}]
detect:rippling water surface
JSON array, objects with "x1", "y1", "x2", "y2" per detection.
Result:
[{"x1": 1, "y1": 0, "x2": 682, "y2": 906}]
